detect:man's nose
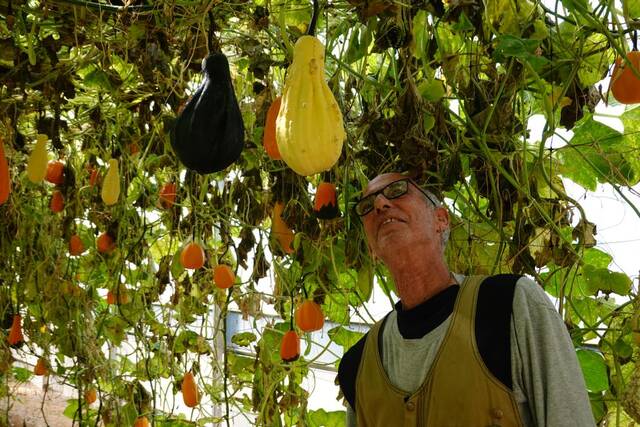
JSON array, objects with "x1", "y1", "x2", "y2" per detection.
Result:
[{"x1": 373, "y1": 193, "x2": 391, "y2": 211}]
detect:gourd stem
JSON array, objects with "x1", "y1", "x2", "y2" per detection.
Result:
[
  {"x1": 208, "y1": 11, "x2": 221, "y2": 54},
  {"x1": 633, "y1": 30, "x2": 638, "y2": 51},
  {"x1": 306, "y1": 0, "x2": 320, "y2": 36},
  {"x1": 290, "y1": 295, "x2": 294, "y2": 329}
]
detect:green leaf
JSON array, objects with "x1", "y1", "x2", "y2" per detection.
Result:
[
  {"x1": 63, "y1": 400, "x2": 79, "y2": 419},
  {"x1": 82, "y1": 67, "x2": 114, "y2": 92},
  {"x1": 576, "y1": 349, "x2": 609, "y2": 393},
  {"x1": 307, "y1": 409, "x2": 346, "y2": 427},
  {"x1": 624, "y1": 0, "x2": 640, "y2": 19},
  {"x1": 356, "y1": 265, "x2": 373, "y2": 303},
  {"x1": 492, "y1": 35, "x2": 548, "y2": 72},
  {"x1": 418, "y1": 80, "x2": 445, "y2": 102},
  {"x1": 577, "y1": 33, "x2": 614, "y2": 86},
  {"x1": 582, "y1": 248, "x2": 612, "y2": 269},
  {"x1": 559, "y1": 117, "x2": 639, "y2": 189},
  {"x1": 344, "y1": 25, "x2": 372, "y2": 64},
  {"x1": 12, "y1": 366, "x2": 33, "y2": 382},
  {"x1": 232, "y1": 331, "x2": 257, "y2": 347},
  {"x1": 582, "y1": 265, "x2": 632, "y2": 295},
  {"x1": 328, "y1": 326, "x2": 364, "y2": 353},
  {"x1": 614, "y1": 337, "x2": 633, "y2": 359}
]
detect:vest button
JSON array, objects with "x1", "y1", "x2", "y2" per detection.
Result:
[
  {"x1": 406, "y1": 401, "x2": 416, "y2": 411},
  {"x1": 491, "y1": 408, "x2": 504, "y2": 419}
]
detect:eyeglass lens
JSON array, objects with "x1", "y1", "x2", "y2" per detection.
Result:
[{"x1": 356, "y1": 180, "x2": 409, "y2": 216}]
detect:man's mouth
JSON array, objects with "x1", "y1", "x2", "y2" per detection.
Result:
[{"x1": 379, "y1": 217, "x2": 403, "y2": 230}]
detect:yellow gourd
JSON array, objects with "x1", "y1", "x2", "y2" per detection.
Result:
[
  {"x1": 101, "y1": 159, "x2": 120, "y2": 206},
  {"x1": 275, "y1": 35, "x2": 345, "y2": 176},
  {"x1": 27, "y1": 134, "x2": 49, "y2": 183}
]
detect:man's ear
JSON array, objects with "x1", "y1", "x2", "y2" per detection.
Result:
[{"x1": 434, "y1": 206, "x2": 450, "y2": 231}]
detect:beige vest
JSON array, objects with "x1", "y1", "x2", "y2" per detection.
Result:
[{"x1": 355, "y1": 276, "x2": 524, "y2": 427}]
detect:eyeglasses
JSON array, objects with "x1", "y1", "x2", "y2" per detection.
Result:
[{"x1": 354, "y1": 179, "x2": 438, "y2": 216}]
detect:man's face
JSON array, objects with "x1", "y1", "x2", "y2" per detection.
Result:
[{"x1": 361, "y1": 173, "x2": 448, "y2": 261}]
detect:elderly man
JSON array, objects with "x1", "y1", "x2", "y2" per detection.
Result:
[{"x1": 337, "y1": 173, "x2": 595, "y2": 426}]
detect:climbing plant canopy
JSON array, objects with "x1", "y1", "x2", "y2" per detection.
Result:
[{"x1": 1, "y1": 0, "x2": 640, "y2": 425}]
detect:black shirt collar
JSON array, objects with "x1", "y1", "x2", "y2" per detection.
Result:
[{"x1": 394, "y1": 284, "x2": 460, "y2": 339}]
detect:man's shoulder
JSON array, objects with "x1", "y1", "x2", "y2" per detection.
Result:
[{"x1": 337, "y1": 330, "x2": 369, "y2": 410}]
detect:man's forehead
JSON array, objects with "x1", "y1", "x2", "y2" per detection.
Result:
[{"x1": 364, "y1": 173, "x2": 408, "y2": 194}]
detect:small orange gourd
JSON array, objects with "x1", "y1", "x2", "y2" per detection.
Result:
[
  {"x1": 159, "y1": 183, "x2": 177, "y2": 209},
  {"x1": 88, "y1": 167, "x2": 99, "y2": 187},
  {"x1": 69, "y1": 234, "x2": 85, "y2": 256},
  {"x1": 85, "y1": 387, "x2": 97, "y2": 404},
  {"x1": 181, "y1": 371, "x2": 200, "y2": 407},
  {"x1": 45, "y1": 160, "x2": 65, "y2": 185},
  {"x1": 50, "y1": 190, "x2": 64, "y2": 213},
  {"x1": 34, "y1": 357, "x2": 48, "y2": 376},
  {"x1": 213, "y1": 264, "x2": 235, "y2": 289},
  {"x1": 106, "y1": 288, "x2": 129, "y2": 305},
  {"x1": 97, "y1": 232, "x2": 116, "y2": 254},
  {"x1": 180, "y1": 242, "x2": 205, "y2": 269},
  {"x1": 272, "y1": 202, "x2": 295, "y2": 254},
  {"x1": 295, "y1": 300, "x2": 325, "y2": 332},
  {"x1": 280, "y1": 330, "x2": 300, "y2": 362},
  {"x1": 313, "y1": 182, "x2": 340, "y2": 219},
  {"x1": 133, "y1": 416, "x2": 150, "y2": 427},
  {"x1": 7, "y1": 314, "x2": 23, "y2": 345},
  {"x1": 263, "y1": 97, "x2": 282, "y2": 160},
  {"x1": 611, "y1": 51, "x2": 640, "y2": 104},
  {"x1": 0, "y1": 137, "x2": 10, "y2": 205}
]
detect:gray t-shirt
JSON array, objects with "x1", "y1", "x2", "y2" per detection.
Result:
[{"x1": 346, "y1": 276, "x2": 595, "y2": 426}]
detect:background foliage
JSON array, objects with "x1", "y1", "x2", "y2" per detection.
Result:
[{"x1": 1, "y1": 0, "x2": 640, "y2": 425}]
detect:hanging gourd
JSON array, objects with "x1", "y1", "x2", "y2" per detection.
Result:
[
  {"x1": 101, "y1": 159, "x2": 120, "y2": 206},
  {"x1": 27, "y1": 134, "x2": 48, "y2": 183},
  {"x1": 295, "y1": 300, "x2": 325, "y2": 332},
  {"x1": 134, "y1": 416, "x2": 150, "y2": 427},
  {"x1": 313, "y1": 182, "x2": 340, "y2": 219},
  {"x1": 181, "y1": 371, "x2": 200, "y2": 407},
  {"x1": 611, "y1": 50, "x2": 640, "y2": 104},
  {"x1": 7, "y1": 314, "x2": 23, "y2": 345},
  {"x1": 50, "y1": 190, "x2": 64, "y2": 213},
  {"x1": 263, "y1": 97, "x2": 282, "y2": 160},
  {"x1": 0, "y1": 137, "x2": 10, "y2": 205},
  {"x1": 271, "y1": 202, "x2": 295, "y2": 254},
  {"x1": 34, "y1": 357, "x2": 48, "y2": 376},
  {"x1": 85, "y1": 388, "x2": 97, "y2": 405},
  {"x1": 180, "y1": 242, "x2": 205, "y2": 269},
  {"x1": 45, "y1": 160, "x2": 65, "y2": 185},
  {"x1": 69, "y1": 234, "x2": 85, "y2": 256},
  {"x1": 171, "y1": 52, "x2": 244, "y2": 174},
  {"x1": 280, "y1": 330, "x2": 300, "y2": 362},
  {"x1": 213, "y1": 264, "x2": 235, "y2": 289},
  {"x1": 106, "y1": 288, "x2": 129, "y2": 305},
  {"x1": 89, "y1": 167, "x2": 99, "y2": 187},
  {"x1": 159, "y1": 182, "x2": 177, "y2": 209},
  {"x1": 275, "y1": 2, "x2": 345, "y2": 176},
  {"x1": 97, "y1": 232, "x2": 116, "y2": 254}
]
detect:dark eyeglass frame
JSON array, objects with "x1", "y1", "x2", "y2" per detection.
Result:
[{"x1": 354, "y1": 179, "x2": 438, "y2": 217}]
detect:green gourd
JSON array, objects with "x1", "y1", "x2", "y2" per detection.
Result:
[
  {"x1": 171, "y1": 53, "x2": 244, "y2": 174},
  {"x1": 101, "y1": 159, "x2": 120, "y2": 205},
  {"x1": 27, "y1": 134, "x2": 48, "y2": 183}
]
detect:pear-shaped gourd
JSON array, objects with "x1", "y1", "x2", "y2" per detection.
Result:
[
  {"x1": 276, "y1": 35, "x2": 345, "y2": 176},
  {"x1": 27, "y1": 134, "x2": 49, "y2": 183},
  {"x1": 170, "y1": 53, "x2": 244, "y2": 174},
  {"x1": 101, "y1": 159, "x2": 120, "y2": 206}
]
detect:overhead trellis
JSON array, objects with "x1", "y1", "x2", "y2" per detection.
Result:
[{"x1": 1, "y1": 0, "x2": 640, "y2": 425}]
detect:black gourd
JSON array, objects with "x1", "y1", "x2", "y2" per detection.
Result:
[{"x1": 171, "y1": 53, "x2": 244, "y2": 174}]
